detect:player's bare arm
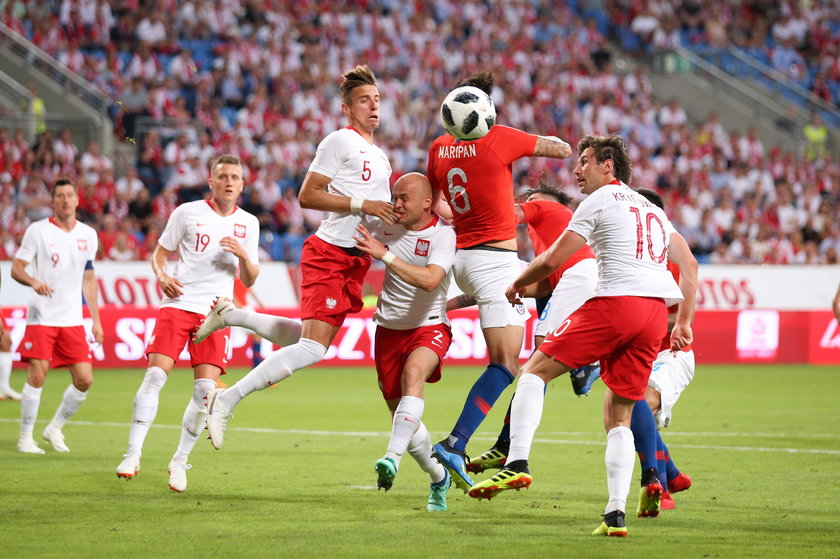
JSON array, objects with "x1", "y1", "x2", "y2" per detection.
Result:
[
  {"x1": 506, "y1": 230, "x2": 585, "y2": 303},
  {"x1": 82, "y1": 268, "x2": 104, "y2": 343},
  {"x1": 299, "y1": 170, "x2": 396, "y2": 224},
  {"x1": 432, "y1": 190, "x2": 454, "y2": 220},
  {"x1": 533, "y1": 135, "x2": 573, "y2": 159},
  {"x1": 219, "y1": 236, "x2": 259, "y2": 287},
  {"x1": 151, "y1": 245, "x2": 184, "y2": 299},
  {"x1": 11, "y1": 258, "x2": 54, "y2": 296},
  {"x1": 666, "y1": 232, "x2": 698, "y2": 350},
  {"x1": 354, "y1": 225, "x2": 446, "y2": 292}
]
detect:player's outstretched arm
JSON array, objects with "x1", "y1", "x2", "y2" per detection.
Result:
[
  {"x1": 533, "y1": 135, "x2": 572, "y2": 159},
  {"x1": 667, "y1": 232, "x2": 698, "y2": 350},
  {"x1": 509, "y1": 230, "x2": 585, "y2": 302},
  {"x1": 11, "y1": 258, "x2": 53, "y2": 296},
  {"x1": 299, "y1": 171, "x2": 395, "y2": 224}
]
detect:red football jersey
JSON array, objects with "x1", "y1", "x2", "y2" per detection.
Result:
[
  {"x1": 427, "y1": 125, "x2": 538, "y2": 248},
  {"x1": 519, "y1": 199, "x2": 595, "y2": 288},
  {"x1": 659, "y1": 260, "x2": 692, "y2": 352}
]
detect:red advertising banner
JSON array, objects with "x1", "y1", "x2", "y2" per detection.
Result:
[{"x1": 2, "y1": 307, "x2": 838, "y2": 367}]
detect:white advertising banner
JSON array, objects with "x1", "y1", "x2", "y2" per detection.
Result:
[{"x1": 695, "y1": 265, "x2": 840, "y2": 310}]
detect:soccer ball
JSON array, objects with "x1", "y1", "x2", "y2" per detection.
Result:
[{"x1": 440, "y1": 86, "x2": 496, "y2": 140}]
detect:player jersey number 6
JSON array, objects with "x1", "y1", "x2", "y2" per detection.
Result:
[{"x1": 447, "y1": 167, "x2": 470, "y2": 214}]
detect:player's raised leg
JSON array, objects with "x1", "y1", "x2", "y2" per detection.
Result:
[{"x1": 194, "y1": 297, "x2": 302, "y2": 347}]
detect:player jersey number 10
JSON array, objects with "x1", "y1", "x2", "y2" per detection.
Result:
[
  {"x1": 446, "y1": 167, "x2": 470, "y2": 214},
  {"x1": 629, "y1": 206, "x2": 667, "y2": 263}
]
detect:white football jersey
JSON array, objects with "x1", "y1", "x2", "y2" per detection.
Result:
[
  {"x1": 366, "y1": 215, "x2": 456, "y2": 330},
  {"x1": 15, "y1": 217, "x2": 98, "y2": 326},
  {"x1": 566, "y1": 181, "x2": 684, "y2": 306},
  {"x1": 158, "y1": 200, "x2": 260, "y2": 315},
  {"x1": 309, "y1": 128, "x2": 392, "y2": 248}
]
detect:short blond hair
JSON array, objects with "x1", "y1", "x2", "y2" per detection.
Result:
[
  {"x1": 210, "y1": 154, "x2": 242, "y2": 174},
  {"x1": 340, "y1": 65, "x2": 377, "y2": 104}
]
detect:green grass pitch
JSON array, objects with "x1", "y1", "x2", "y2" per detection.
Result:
[{"x1": 1, "y1": 364, "x2": 838, "y2": 558}]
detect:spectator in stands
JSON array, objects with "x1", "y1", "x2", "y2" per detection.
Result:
[
  {"x1": 803, "y1": 113, "x2": 828, "y2": 161},
  {"x1": 18, "y1": 176, "x2": 52, "y2": 221},
  {"x1": 120, "y1": 77, "x2": 149, "y2": 140},
  {"x1": 80, "y1": 140, "x2": 113, "y2": 186}
]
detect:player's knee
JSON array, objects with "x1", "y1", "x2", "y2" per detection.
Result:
[
  {"x1": 74, "y1": 376, "x2": 93, "y2": 392},
  {"x1": 644, "y1": 387, "x2": 661, "y2": 414}
]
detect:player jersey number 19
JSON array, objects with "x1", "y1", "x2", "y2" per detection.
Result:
[
  {"x1": 630, "y1": 206, "x2": 666, "y2": 263},
  {"x1": 446, "y1": 167, "x2": 471, "y2": 214}
]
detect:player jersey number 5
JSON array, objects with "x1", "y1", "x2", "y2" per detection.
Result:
[{"x1": 447, "y1": 167, "x2": 470, "y2": 214}]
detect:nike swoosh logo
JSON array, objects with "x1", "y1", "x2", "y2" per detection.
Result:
[
  {"x1": 383, "y1": 233, "x2": 393, "y2": 236},
  {"x1": 197, "y1": 223, "x2": 206, "y2": 227},
  {"x1": 360, "y1": 150, "x2": 368, "y2": 154}
]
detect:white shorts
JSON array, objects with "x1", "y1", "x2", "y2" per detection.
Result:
[
  {"x1": 534, "y1": 259, "x2": 598, "y2": 338},
  {"x1": 648, "y1": 348, "x2": 695, "y2": 429},
  {"x1": 454, "y1": 248, "x2": 530, "y2": 329}
]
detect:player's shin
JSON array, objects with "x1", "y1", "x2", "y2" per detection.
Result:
[
  {"x1": 220, "y1": 338, "x2": 326, "y2": 408},
  {"x1": 386, "y1": 396, "x2": 424, "y2": 467},
  {"x1": 226, "y1": 309, "x2": 302, "y2": 347},
  {"x1": 448, "y1": 363, "x2": 514, "y2": 451},
  {"x1": 174, "y1": 378, "x2": 215, "y2": 462},
  {"x1": 127, "y1": 367, "x2": 167, "y2": 455},
  {"x1": 408, "y1": 422, "x2": 446, "y2": 484},
  {"x1": 604, "y1": 425, "x2": 635, "y2": 515},
  {"x1": 507, "y1": 373, "x2": 545, "y2": 467}
]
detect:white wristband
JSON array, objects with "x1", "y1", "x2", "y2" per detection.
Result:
[
  {"x1": 381, "y1": 251, "x2": 396, "y2": 267},
  {"x1": 350, "y1": 197, "x2": 364, "y2": 214}
]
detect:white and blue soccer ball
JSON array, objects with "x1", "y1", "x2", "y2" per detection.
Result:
[{"x1": 440, "y1": 86, "x2": 496, "y2": 140}]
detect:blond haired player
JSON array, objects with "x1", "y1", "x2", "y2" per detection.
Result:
[{"x1": 115, "y1": 154, "x2": 259, "y2": 492}]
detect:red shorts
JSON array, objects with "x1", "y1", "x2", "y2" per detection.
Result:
[
  {"x1": 374, "y1": 323, "x2": 452, "y2": 400},
  {"x1": 299, "y1": 235, "x2": 371, "y2": 327},
  {"x1": 18, "y1": 325, "x2": 92, "y2": 368},
  {"x1": 146, "y1": 307, "x2": 229, "y2": 371},
  {"x1": 539, "y1": 296, "x2": 667, "y2": 400}
]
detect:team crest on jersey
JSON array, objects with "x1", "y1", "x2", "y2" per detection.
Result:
[
  {"x1": 515, "y1": 303, "x2": 526, "y2": 315},
  {"x1": 77, "y1": 239, "x2": 88, "y2": 251},
  {"x1": 24, "y1": 341, "x2": 32, "y2": 350},
  {"x1": 234, "y1": 224, "x2": 246, "y2": 238},
  {"x1": 326, "y1": 297, "x2": 337, "y2": 309},
  {"x1": 415, "y1": 239, "x2": 430, "y2": 257}
]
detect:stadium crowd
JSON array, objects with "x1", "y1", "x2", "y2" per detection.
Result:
[{"x1": 1, "y1": 0, "x2": 839, "y2": 265}]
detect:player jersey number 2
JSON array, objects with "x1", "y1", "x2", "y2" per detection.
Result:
[
  {"x1": 446, "y1": 167, "x2": 470, "y2": 214},
  {"x1": 629, "y1": 206, "x2": 667, "y2": 263}
]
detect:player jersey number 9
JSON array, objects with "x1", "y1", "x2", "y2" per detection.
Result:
[
  {"x1": 630, "y1": 206, "x2": 667, "y2": 263},
  {"x1": 446, "y1": 167, "x2": 470, "y2": 214}
]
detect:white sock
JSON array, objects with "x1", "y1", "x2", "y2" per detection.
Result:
[
  {"x1": 604, "y1": 425, "x2": 635, "y2": 514},
  {"x1": 507, "y1": 373, "x2": 546, "y2": 463},
  {"x1": 20, "y1": 383, "x2": 43, "y2": 437},
  {"x1": 173, "y1": 378, "x2": 215, "y2": 463},
  {"x1": 0, "y1": 352, "x2": 13, "y2": 391},
  {"x1": 220, "y1": 338, "x2": 326, "y2": 408},
  {"x1": 126, "y1": 366, "x2": 168, "y2": 456},
  {"x1": 48, "y1": 384, "x2": 87, "y2": 429},
  {"x1": 407, "y1": 422, "x2": 446, "y2": 485},
  {"x1": 385, "y1": 396, "x2": 424, "y2": 468},
  {"x1": 225, "y1": 309, "x2": 302, "y2": 347}
]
